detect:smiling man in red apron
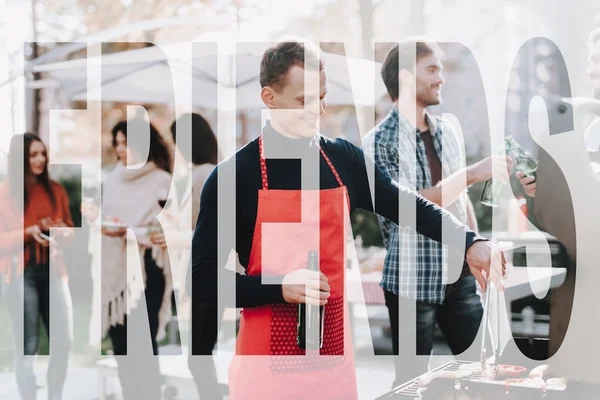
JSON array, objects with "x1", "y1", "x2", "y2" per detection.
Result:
[{"x1": 189, "y1": 40, "x2": 505, "y2": 399}]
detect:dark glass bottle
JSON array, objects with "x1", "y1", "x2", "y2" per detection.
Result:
[{"x1": 297, "y1": 250, "x2": 325, "y2": 349}]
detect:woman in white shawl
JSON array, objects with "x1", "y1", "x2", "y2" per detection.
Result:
[{"x1": 85, "y1": 119, "x2": 177, "y2": 400}]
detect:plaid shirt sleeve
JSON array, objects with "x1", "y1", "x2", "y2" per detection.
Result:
[{"x1": 363, "y1": 124, "x2": 404, "y2": 248}]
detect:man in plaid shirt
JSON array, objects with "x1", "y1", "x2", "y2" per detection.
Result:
[{"x1": 363, "y1": 41, "x2": 515, "y2": 386}]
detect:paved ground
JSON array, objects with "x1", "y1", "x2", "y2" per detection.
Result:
[
  {"x1": 0, "y1": 320, "x2": 456, "y2": 400},
  {"x1": 0, "y1": 359, "x2": 399, "y2": 400}
]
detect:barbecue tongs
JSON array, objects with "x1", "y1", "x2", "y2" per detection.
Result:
[{"x1": 480, "y1": 277, "x2": 504, "y2": 375}]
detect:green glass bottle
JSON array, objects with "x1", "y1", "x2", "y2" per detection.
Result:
[
  {"x1": 481, "y1": 136, "x2": 538, "y2": 207},
  {"x1": 297, "y1": 250, "x2": 325, "y2": 350}
]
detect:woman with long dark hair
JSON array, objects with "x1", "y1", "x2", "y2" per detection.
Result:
[
  {"x1": 85, "y1": 119, "x2": 177, "y2": 400},
  {"x1": 161, "y1": 113, "x2": 223, "y2": 399},
  {"x1": 0, "y1": 133, "x2": 74, "y2": 400},
  {"x1": 169, "y1": 112, "x2": 218, "y2": 233}
]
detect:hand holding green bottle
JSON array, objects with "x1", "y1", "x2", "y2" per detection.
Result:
[{"x1": 481, "y1": 136, "x2": 538, "y2": 207}]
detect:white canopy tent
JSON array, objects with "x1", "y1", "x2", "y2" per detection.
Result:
[{"x1": 31, "y1": 40, "x2": 388, "y2": 110}]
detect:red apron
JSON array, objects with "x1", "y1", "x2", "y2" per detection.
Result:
[{"x1": 228, "y1": 134, "x2": 358, "y2": 399}]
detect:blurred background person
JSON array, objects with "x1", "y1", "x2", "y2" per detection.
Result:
[
  {"x1": 0, "y1": 133, "x2": 74, "y2": 400},
  {"x1": 150, "y1": 112, "x2": 223, "y2": 399},
  {"x1": 587, "y1": 27, "x2": 600, "y2": 99},
  {"x1": 517, "y1": 26, "x2": 600, "y2": 358},
  {"x1": 84, "y1": 119, "x2": 178, "y2": 400}
]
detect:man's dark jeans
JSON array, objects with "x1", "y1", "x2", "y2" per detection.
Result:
[{"x1": 384, "y1": 274, "x2": 483, "y2": 387}]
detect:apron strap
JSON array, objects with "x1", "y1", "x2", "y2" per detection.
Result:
[
  {"x1": 258, "y1": 134, "x2": 270, "y2": 190},
  {"x1": 258, "y1": 134, "x2": 345, "y2": 190},
  {"x1": 317, "y1": 143, "x2": 344, "y2": 187}
]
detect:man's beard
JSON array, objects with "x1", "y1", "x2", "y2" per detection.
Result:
[
  {"x1": 420, "y1": 94, "x2": 441, "y2": 107},
  {"x1": 418, "y1": 85, "x2": 442, "y2": 107},
  {"x1": 425, "y1": 96, "x2": 441, "y2": 106}
]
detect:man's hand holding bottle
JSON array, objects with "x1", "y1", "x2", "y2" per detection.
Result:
[{"x1": 282, "y1": 269, "x2": 330, "y2": 306}]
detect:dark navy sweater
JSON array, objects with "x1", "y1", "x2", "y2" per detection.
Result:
[{"x1": 190, "y1": 122, "x2": 483, "y2": 308}]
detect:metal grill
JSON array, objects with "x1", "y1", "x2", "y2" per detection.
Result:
[
  {"x1": 375, "y1": 360, "x2": 480, "y2": 399},
  {"x1": 376, "y1": 359, "x2": 582, "y2": 399}
]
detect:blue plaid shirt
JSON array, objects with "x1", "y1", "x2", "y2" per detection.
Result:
[{"x1": 363, "y1": 107, "x2": 470, "y2": 303}]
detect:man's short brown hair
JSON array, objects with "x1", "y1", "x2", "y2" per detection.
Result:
[
  {"x1": 260, "y1": 40, "x2": 324, "y2": 92},
  {"x1": 381, "y1": 41, "x2": 442, "y2": 101}
]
